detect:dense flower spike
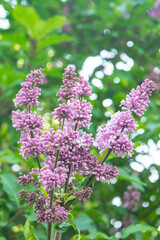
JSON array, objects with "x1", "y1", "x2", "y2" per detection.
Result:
[
  {"x1": 57, "y1": 67, "x2": 77, "y2": 101},
  {"x1": 12, "y1": 109, "x2": 44, "y2": 133},
  {"x1": 13, "y1": 68, "x2": 44, "y2": 107},
  {"x1": 121, "y1": 79, "x2": 155, "y2": 117},
  {"x1": 13, "y1": 68, "x2": 155, "y2": 235},
  {"x1": 95, "y1": 79, "x2": 155, "y2": 157},
  {"x1": 75, "y1": 76, "x2": 92, "y2": 97}
]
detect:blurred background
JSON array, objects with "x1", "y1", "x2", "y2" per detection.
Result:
[{"x1": 0, "y1": 0, "x2": 160, "y2": 239}]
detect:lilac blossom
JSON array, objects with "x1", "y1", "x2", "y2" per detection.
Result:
[
  {"x1": 121, "y1": 79, "x2": 155, "y2": 117},
  {"x1": 43, "y1": 209, "x2": 54, "y2": 223},
  {"x1": 18, "y1": 174, "x2": 32, "y2": 186},
  {"x1": 111, "y1": 111, "x2": 137, "y2": 134},
  {"x1": 12, "y1": 109, "x2": 44, "y2": 133},
  {"x1": 69, "y1": 99, "x2": 92, "y2": 128},
  {"x1": 57, "y1": 67, "x2": 77, "y2": 101},
  {"x1": 13, "y1": 68, "x2": 44, "y2": 107},
  {"x1": 74, "y1": 187, "x2": 92, "y2": 204},
  {"x1": 18, "y1": 132, "x2": 45, "y2": 159},
  {"x1": 25, "y1": 192, "x2": 37, "y2": 205},
  {"x1": 52, "y1": 102, "x2": 73, "y2": 123},
  {"x1": 123, "y1": 185, "x2": 141, "y2": 212},
  {"x1": 18, "y1": 190, "x2": 28, "y2": 198},
  {"x1": 39, "y1": 166, "x2": 67, "y2": 191},
  {"x1": 93, "y1": 163, "x2": 119, "y2": 183},
  {"x1": 149, "y1": 0, "x2": 160, "y2": 18},
  {"x1": 53, "y1": 204, "x2": 68, "y2": 224},
  {"x1": 13, "y1": 68, "x2": 155, "y2": 231},
  {"x1": 110, "y1": 134, "x2": 134, "y2": 158},
  {"x1": 75, "y1": 76, "x2": 92, "y2": 97}
]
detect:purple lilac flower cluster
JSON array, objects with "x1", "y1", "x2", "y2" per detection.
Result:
[
  {"x1": 149, "y1": 0, "x2": 160, "y2": 19},
  {"x1": 123, "y1": 185, "x2": 141, "y2": 212},
  {"x1": 12, "y1": 67, "x2": 155, "y2": 228},
  {"x1": 74, "y1": 187, "x2": 92, "y2": 204},
  {"x1": 95, "y1": 79, "x2": 155, "y2": 158}
]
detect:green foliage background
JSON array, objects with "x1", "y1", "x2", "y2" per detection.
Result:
[{"x1": 0, "y1": 0, "x2": 160, "y2": 239}]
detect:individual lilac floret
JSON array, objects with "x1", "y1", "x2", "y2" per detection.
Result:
[
  {"x1": 93, "y1": 163, "x2": 119, "y2": 183},
  {"x1": 121, "y1": 79, "x2": 155, "y2": 117},
  {"x1": 39, "y1": 166, "x2": 67, "y2": 191},
  {"x1": 25, "y1": 192, "x2": 37, "y2": 205},
  {"x1": 53, "y1": 204, "x2": 68, "y2": 224},
  {"x1": 12, "y1": 109, "x2": 44, "y2": 133},
  {"x1": 123, "y1": 185, "x2": 141, "y2": 212},
  {"x1": 18, "y1": 132, "x2": 46, "y2": 159},
  {"x1": 75, "y1": 76, "x2": 92, "y2": 97},
  {"x1": 74, "y1": 187, "x2": 92, "y2": 204},
  {"x1": 70, "y1": 99, "x2": 92, "y2": 128},
  {"x1": 13, "y1": 68, "x2": 44, "y2": 107},
  {"x1": 57, "y1": 67, "x2": 77, "y2": 101},
  {"x1": 18, "y1": 190, "x2": 28, "y2": 198}
]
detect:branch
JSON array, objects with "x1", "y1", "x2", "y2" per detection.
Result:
[{"x1": 8, "y1": 205, "x2": 29, "y2": 225}]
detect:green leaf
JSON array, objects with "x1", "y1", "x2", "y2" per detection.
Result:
[
  {"x1": 86, "y1": 231, "x2": 109, "y2": 239},
  {"x1": 73, "y1": 213, "x2": 97, "y2": 233},
  {"x1": 70, "y1": 235, "x2": 87, "y2": 240},
  {"x1": 121, "y1": 224, "x2": 159, "y2": 239},
  {"x1": 55, "y1": 223, "x2": 71, "y2": 233},
  {"x1": 12, "y1": 6, "x2": 40, "y2": 39},
  {"x1": 118, "y1": 168, "x2": 146, "y2": 186},
  {"x1": 24, "y1": 218, "x2": 39, "y2": 240},
  {"x1": 64, "y1": 195, "x2": 76, "y2": 204},
  {"x1": 0, "y1": 208, "x2": 9, "y2": 227},
  {"x1": 31, "y1": 174, "x2": 39, "y2": 182},
  {"x1": 37, "y1": 34, "x2": 74, "y2": 51},
  {"x1": 40, "y1": 185, "x2": 48, "y2": 197},
  {"x1": 1, "y1": 174, "x2": 20, "y2": 207},
  {"x1": 36, "y1": 16, "x2": 67, "y2": 40}
]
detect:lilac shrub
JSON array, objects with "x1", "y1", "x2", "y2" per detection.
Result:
[
  {"x1": 123, "y1": 185, "x2": 141, "y2": 212},
  {"x1": 12, "y1": 67, "x2": 155, "y2": 240}
]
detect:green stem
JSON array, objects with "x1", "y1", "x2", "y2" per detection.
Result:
[
  {"x1": 54, "y1": 150, "x2": 60, "y2": 168},
  {"x1": 53, "y1": 230, "x2": 61, "y2": 240},
  {"x1": 47, "y1": 149, "x2": 60, "y2": 240},
  {"x1": 64, "y1": 122, "x2": 77, "y2": 193},
  {"x1": 36, "y1": 156, "x2": 41, "y2": 169},
  {"x1": 64, "y1": 165, "x2": 71, "y2": 193}
]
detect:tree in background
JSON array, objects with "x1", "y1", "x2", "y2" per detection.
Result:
[{"x1": 0, "y1": 0, "x2": 160, "y2": 239}]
